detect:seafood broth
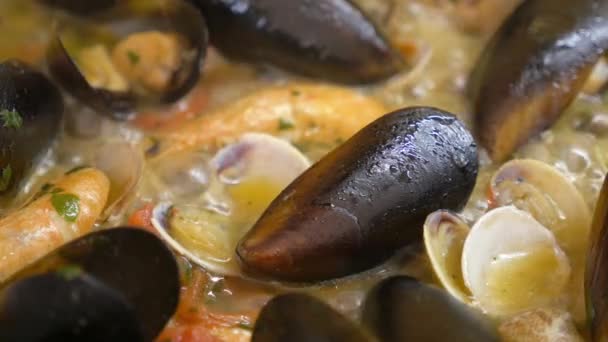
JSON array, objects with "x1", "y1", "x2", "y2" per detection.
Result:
[{"x1": 0, "y1": 0, "x2": 604, "y2": 340}]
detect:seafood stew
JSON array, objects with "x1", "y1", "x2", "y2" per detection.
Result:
[{"x1": 1, "y1": 0, "x2": 608, "y2": 341}]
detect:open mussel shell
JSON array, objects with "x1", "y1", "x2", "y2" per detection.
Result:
[
  {"x1": 469, "y1": 0, "x2": 608, "y2": 161},
  {"x1": 0, "y1": 227, "x2": 180, "y2": 341},
  {"x1": 190, "y1": 0, "x2": 403, "y2": 84},
  {"x1": 237, "y1": 107, "x2": 478, "y2": 282},
  {"x1": 0, "y1": 59, "x2": 63, "y2": 208},
  {"x1": 586, "y1": 174, "x2": 608, "y2": 341},
  {"x1": 47, "y1": 0, "x2": 208, "y2": 120},
  {"x1": 0, "y1": 273, "x2": 143, "y2": 341},
  {"x1": 252, "y1": 293, "x2": 373, "y2": 342},
  {"x1": 362, "y1": 276, "x2": 499, "y2": 342}
]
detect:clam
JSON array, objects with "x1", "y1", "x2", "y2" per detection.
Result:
[
  {"x1": 462, "y1": 206, "x2": 571, "y2": 317},
  {"x1": 46, "y1": 0, "x2": 207, "y2": 120},
  {"x1": 252, "y1": 293, "x2": 372, "y2": 342},
  {"x1": 238, "y1": 107, "x2": 478, "y2": 282},
  {"x1": 423, "y1": 210, "x2": 472, "y2": 304},
  {"x1": 586, "y1": 173, "x2": 608, "y2": 341},
  {"x1": 0, "y1": 60, "x2": 63, "y2": 208},
  {"x1": 190, "y1": 0, "x2": 403, "y2": 84},
  {"x1": 0, "y1": 227, "x2": 180, "y2": 341},
  {"x1": 362, "y1": 276, "x2": 499, "y2": 342},
  {"x1": 469, "y1": 0, "x2": 608, "y2": 161},
  {"x1": 490, "y1": 159, "x2": 591, "y2": 320},
  {"x1": 151, "y1": 133, "x2": 310, "y2": 276}
]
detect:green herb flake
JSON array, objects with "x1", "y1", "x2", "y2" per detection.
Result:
[
  {"x1": 291, "y1": 89, "x2": 301, "y2": 97},
  {"x1": 0, "y1": 110, "x2": 22, "y2": 129},
  {"x1": 127, "y1": 50, "x2": 140, "y2": 65},
  {"x1": 57, "y1": 264, "x2": 83, "y2": 280},
  {"x1": 66, "y1": 165, "x2": 89, "y2": 175},
  {"x1": 0, "y1": 165, "x2": 12, "y2": 191},
  {"x1": 278, "y1": 117, "x2": 295, "y2": 130},
  {"x1": 51, "y1": 192, "x2": 80, "y2": 222}
]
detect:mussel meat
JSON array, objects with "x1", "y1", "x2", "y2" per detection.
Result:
[
  {"x1": 252, "y1": 293, "x2": 372, "y2": 342},
  {"x1": 189, "y1": 0, "x2": 404, "y2": 84},
  {"x1": 0, "y1": 227, "x2": 180, "y2": 342},
  {"x1": 238, "y1": 106, "x2": 478, "y2": 281},
  {"x1": 47, "y1": 0, "x2": 207, "y2": 120},
  {"x1": 362, "y1": 276, "x2": 499, "y2": 342},
  {"x1": 0, "y1": 59, "x2": 63, "y2": 208},
  {"x1": 469, "y1": 0, "x2": 608, "y2": 161}
]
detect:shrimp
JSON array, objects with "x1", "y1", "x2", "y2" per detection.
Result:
[
  {"x1": 0, "y1": 168, "x2": 110, "y2": 281},
  {"x1": 156, "y1": 83, "x2": 388, "y2": 157}
]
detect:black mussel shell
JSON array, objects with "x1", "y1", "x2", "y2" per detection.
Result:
[
  {"x1": 47, "y1": 0, "x2": 208, "y2": 120},
  {"x1": 362, "y1": 276, "x2": 499, "y2": 342},
  {"x1": 237, "y1": 107, "x2": 478, "y2": 282},
  {"x1": 587, "y1": 174, "x2": 608, "y2": 341},
  {"x1": 252, "y1": 293, "x2": 372, "y2": 342},
  {"x1": 469, "y1": 0, "x2": 608, "y2": 161},
  {"x1": 0, "y1": 273, "x2": 142, "y2": 341},
  {"x1": 190, "y1": 0, "x2": 403, "y2": 84},
  {"x1": 0, "y1": 59, "x2": 63, "y2": 208},
  {"x1": 0, "y1": 227, "x2": 180, "y2": 341}
]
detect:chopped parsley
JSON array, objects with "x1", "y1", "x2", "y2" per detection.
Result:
[
  {"x1": 0, "y1": 109, "x2": 22, "y2": 129},
  {"x1": 291, "y1": 89, "x2": 301, "y2": 97},
  {"x1": 127, "y1": 50, "x2": 140, "y2": 65},
  {"x1": 0, "y1": 165, "x2": 11, "y2": 191},
  {"x1": 57, "y1": 264, "x2": 83, "y2": 280},
  {"x1": 51, "y1": 192, "x2": 80, "y2": 223},
  {"x1": 278, "y1": 117, "x2": 295, "y2": 130}
]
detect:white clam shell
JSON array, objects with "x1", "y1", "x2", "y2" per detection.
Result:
[
  {"x1": 490, "y1": 159, "x2": 590, "y2": 321},
  {"x1": 152, "y1": 133, "x2": 311, "y2": 275},
  {"x1": 152, "y1": 202, "x2": 240, "y2": 276},
  {"x1": 462, "y1": 206, "x2": 571, "y2": 317},
  {"x1": 423, "y1": 210, "x2": 472, "y2": 304}
]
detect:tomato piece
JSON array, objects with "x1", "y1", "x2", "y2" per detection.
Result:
[{"x1": 127, "y1": 202, "x2": 156, "y2": 233}]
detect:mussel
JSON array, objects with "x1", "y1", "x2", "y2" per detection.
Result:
[
  {"x1": 46, "y1": 0, "x2": 207, "y2": 120},
  {"x1": 238, "y1": 106, "x2": 478, "y2": 281},
  {"x1": 586, "y1": 174, "x2": 608, "y2": 341},
  {"x1": 189, "y1": 0, "x2": 403, "y2": 84},
  {"x1": 0, "y1": 59, "x2": 63, "y2": 207},
  {"x1": 0, "y1": 227, "x2": 180, "y2": 341},
  {"x1": 362, "y1": 276, "x2": 499, "y2": 342},
  {"x1": 252, "y1": 293, "x2": 372, "y2": 342},
  {"x1": 469, "y1": 0, "x2": 608, "y2": 161}
]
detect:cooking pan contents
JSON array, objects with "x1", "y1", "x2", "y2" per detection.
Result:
[{"x1": 1, "y1": 0, "x2": 607, "y2": 341}]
